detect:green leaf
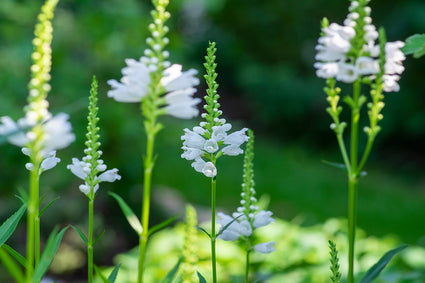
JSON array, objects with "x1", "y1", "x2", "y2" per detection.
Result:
[
  {"x1": 94, "y1": 265, "x2": 110, "y2": 283},
  {"x1": 197, "y1": 272, "x2": 207, "y2": 283},
  {"x1": 161, "y1": 258, "x2": 182, "y2": 283},
  {"x1": 32, "y1": 226, "x2": 68, "y2": 283},
  {"x1": 196, "y1": 226, "x2": 211, "y2": 238},
  {"x1": 0, "y1": 204, "x2": 27, "y2": 247},
  {"x1": 71, "y1": 225, "x2": 88, "y2": 245},
  {"x1": 108, "y1": 263, "x2": 122, "y2": 283},
  {"x1": 402, "y1": 34, "x2": 425, "y2": 58},
  {"x1": 0, "y1": 247, "x2": 25, "y2": 283},
  {"x1": 2, "y1": 244, "x2": 27, "y2": 267},
  {"x1": 109, "y1": 192, "x2": 143, "y2": 236},
  {"x1": 359, "y1": 244, "x2": 408, "y2": 283},
  {"x1": 322, "y1": 160, "x2": 346, "y2": 170},
  {"x1": 149, "y1": 214, "x2": 180, "y2": 237},
  {"x1": 93, "y1": 230, "x2": 106, "y2": 246},
  {"x1": 39, "y1": 197, "x2": 60, "y2": 217}
]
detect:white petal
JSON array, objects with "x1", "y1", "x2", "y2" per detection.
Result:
[
  {"x1": 162, "y1": 65, "x2": 199, "y2": 92},
  {"x1": 98, "y1": 168, "x2": 121, "y2": 182},
  {"x1": 254, "y1": 241, "x2": 276, "y2": 254},
  {"x1": 224, "y1": 128, "x2": 249, "y2": 146},
  {"x1": 41, "y1": 153, "x2": 60, "y2": 172},
  {"x1": 253, "y1": 210, "x2": 275, "y2": 228},
  {"x1": 67, "y1": 158, "x2": 87, "y2": 180},
  {"x1": 202, "y1": 162, "x2": 217, "y2": 178},
  {"x1": 222, "y1": 144, "x2": 243, "y2": 156}
]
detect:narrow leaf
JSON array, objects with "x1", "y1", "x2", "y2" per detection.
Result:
[
  {"x1": 108, "y1": 263, "x2": 122, "y2": 283},
  {"x1": 39, "y1": 197, "x2": 60, "y2": 217},
  {"x1": 359, "y1": 244, "x2": 408, "y2": 283},
  {"x1": 197, "y1": 272, "x2": 207, "y2": 283},
  {"x1": 196, "y1": 226, "x2": 211, "y2": 238},
  {"x1": 322, "y1": 160, "x2": 346, "y2": 170},
  {"x1": 0, "y1": 204, "x2": 27, "y2": 247},
  {"x1": 161, "y1": 258, "x2": 182, "y2": 283},
  {"x1": 32, "y1": 226, "x2": 68, "y2": 283},
  {"x1": 109, "y1": 192, "x2": 143, "y2": 235},
  {"x1": 216, "y1": 214, "x2": 243, "y2": 238},
  {"x1": 71, "y1": 225, "x2": 88, "y2": 245},
  {"x1": 2, "y1": 244, "x2": 27, "y2": 267},
  {"x1": 94, "y1": 265, "x2": 110, "y2": 283},
  {"x1": 93, "y1": 230, "x2": 106, "y2": 246},
  {"x1": 0, "y1": 247, "x2": 25, "y2": 283},
  {"x1": 149, "y1": 214, "x2": 180, "y2": 237}
]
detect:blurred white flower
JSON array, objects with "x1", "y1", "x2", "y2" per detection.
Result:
[
  {"x1": 253, "y1": 210, "x2": 275, "y2": 228},
  {"x1": 254, "y1": 241, "x2": 276, "y2": 254}
]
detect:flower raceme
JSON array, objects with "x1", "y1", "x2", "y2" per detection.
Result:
[
  {"x1": 314, "y1": 0, "x2": 405, "y2": 92},
  {"x1": 181, "y1": 122, "x2": 249, "y2": 177}
]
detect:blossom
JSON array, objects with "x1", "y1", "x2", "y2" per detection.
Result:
[
  {"x1": 67, "y1": 157, "x2": 121, "y2": 196},
  {"x1": 216, "y1": 212, "x2": 252, "y2": 241},
  {"x1": 253, "y1": 210, "x2": 275, "y2": 228},
  {"x1": 22, "y1": 148, "x2": 60, "y2": 173},
  {"x1": 254, "y1": 241, "x2": 276, "y2": 254}
]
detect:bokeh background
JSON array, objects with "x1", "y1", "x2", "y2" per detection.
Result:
[{"x1": 1, "y1": 0, "x2": 425, "y2": 281}]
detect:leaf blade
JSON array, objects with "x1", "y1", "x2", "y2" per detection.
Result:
[
  {"x1": 0, "y1": 204, "x2": 27, "y2": 247},
  {"x1": 161, "y1": 258, "x2": 182, "y2": 283},
  {"x1": 107, "y1": 263, "x2": 122, "y2": 283},
  {"x1": 109, "y1": 192, "x2": 143, "y2": 235}
]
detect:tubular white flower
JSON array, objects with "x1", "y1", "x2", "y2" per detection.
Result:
[
  {"x1": 336, "y1": 63, "x2": 358, "y2": 83},
  {"x1": 107, "y1": 58, "x2": 151, "y2": 103},
  {"x1": 203, "y1": 139, "x2": 219, "y2": 153},
  {"x1": 182, "y1": 128, "x2": 205, "y2": 149},
  {"x1": 164, "y1": 88, "x2": 201, "y2": 119},
  {"x1": 253, "y1": 210, "x2": 275, "y2": 228},
  {"x1": 223, "y1": 128, "x2": 249, "y2": 146},
  {"x1": 202, "y1": 162, "x2": 217, "y2": 178},
  {"x1": 222, "y1": 144, "x2": 244, "y2": 156},
  {"x1": 161, "y1": 64, "x2": 200, "y2": 92},
  {"x1": 314, "y1": 62, "x2": 339, "y2": 79},
  {"x1": 67, "y1": 158, "x2": 88, "y2": 180},
  {"x1": 181, "y1": 146, "x2": 203, "y2": 160},
  {"x1": 98, "y1": 168, "x2": 121, "y2": 182},
  {"x1": 0, "y1": 116, "x2": 29, "y2": 146},
  {"x1": 254, "y1": 241, "x2": 276, "y2": 254},
  {"x1": 42, "y1": 113, "x2": 75, "y2": 154},
  {"x1": 40, "y1": 151, "x2": 60, "y2": 172},
  {"x1": 355, "y1": 57, "x2": 379, "y2": 75}
]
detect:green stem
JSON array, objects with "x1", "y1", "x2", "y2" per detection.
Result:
[
  {"x1": 88, "y1": 198, "x2": 94, "y2": 283},
  {"x1": 0, "y1": 247, "x2": 25, "y2": 283},
  {"x1": 336, "y1": 134, "x2": 351, "y2": 174},
  {"x1": 211, "y1": 177, "x2": 217, "y2": 283},
  {"x1": 26, "y1": 165, "x2": 40, "y2": 283},
  {"x1": 138, "y1": 130, "x2": 156, "y2": 283},
  {"x1": 357, "y1": 137, "x2": 374, "y2": 174},
  {"x1": 347, "y1": 79, "x2": 361, "y2": 283},
  {"x1": 245, "y1": 249, "x2": 251, "y2": 283}
]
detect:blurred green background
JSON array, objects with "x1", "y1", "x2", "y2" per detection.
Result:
[{"x1": 1, "y1": 0, "x2": 425, "y2": 281}]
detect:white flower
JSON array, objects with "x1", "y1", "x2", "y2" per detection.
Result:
[
  {"x1": 181, "y1": 146, "x2": 203, "y2": 160},
  {"x1": 336, "y1": 63, "x2": 358, "y2": 83},
  {"x1": 0, "y1": 116, "x2": 29, "y2": 146},
  {"x1": 161, "y1": 64, "x2": 200, "y2": 92},
  {"x1": 202, "y1": 162, "x2": 217, "y2": 178},
  {"x1": 203, "y1": 139, "x2": 219, "y2": 153},
  {"x1": 223, "y1": 128, "x2": 249, "y2": 146},
  {"x1": 355, "y1": 56, "x2": 379, "y2": 75},
  {"x1": 216, "y1": 212, "x2": 242, "y2": 241},
  {"x1": 253, "y1": 210, "x2": 275, "y2": 228},
  {"x1": 222, "y1": 144, "x2": 244, "y2": 156},
  {"x1": 98, "y1": 168, "x2": 121, "y2": 182},
  {"x1": 383, "y1": 75, "x2": 400, "y2": 92},
  {"x1": 42, "y1": 113, "x2": 75, "y2": 154},
  {"x1": 164, "y1": 88, "x2": 200, "y2": 119},
  {"x1": 314, "y1": 62, "x2": 339, "y2": 79},
  {"x1": 181, "y1": 128, "x2": 205, "y2": 150},
  {"x1": 212, "y1": 123, "x2": 232, "y2": 141},
  {"x1": 254, "y1": 241, "x2": 276, "y2": 254},
  {"x1": 107, "y1": 58, "x2": 151, "y2": 103},
  {"x1": 22, "y1": 148, "x2": 60, "y2": 173}
]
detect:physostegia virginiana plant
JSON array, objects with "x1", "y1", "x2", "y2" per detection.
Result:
[
  {"x1": 314, "y1": 0, "x2": 406, "y2": 281},
  {"x1": 106, "y1": 0, "x2": 200, "y2": 282}
]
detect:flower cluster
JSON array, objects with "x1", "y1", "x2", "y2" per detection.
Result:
[
  {"x1": 216, "y1": 130, "x2": 275, "y2": 254},
  {"x1": 0, "y1": 0, "x2": 74, "y2": 172},
  {"x1": 314, "y1": 0, "x2": 405, "y2": 92},
  {"x1": 181, "y1": 42, "x2": 248, "y2": 178},
  {"x1": 68, "y1": 77, "x2": 120, "y2": 197},
  {"x1": 107, "y1": 0, "x2": 200, "y2": 119}
]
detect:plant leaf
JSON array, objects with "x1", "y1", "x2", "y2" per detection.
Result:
[
  {"x1": 71, "y1": 225, "x2": 88, "y2": 245},
  {"x1": 0, "y1": 204, "x2": 27, "y2": 247},
  {"x1": 197, "y1": 272, "x2": 207, "y2": 283},
  {"x1": 108, "y1": 263, "x2": 122, "y2": 283},
  {"x1": 161, "y1": 258, "x2": 182, "y2": 283},
  {"x1": 149, "y1": 214, "x2": 180, "y2": 237},
  {"x1": 0, "y1": 246, "x2": 25, "y2": 283},
  {"x1": 93, "y1": 230, "x2": 106, "y2": 246},
  {"x1": 359, "y1": 244, "x2": 408, "y2": 283},
  {"x1": 322, "y1": 160, "x2": 346, "y2": 170},
  {"x1": 32, "y1": 226, "x2": 68, "y2": 283},
  {"x1": 196, "y1": 226, "x2": 211, "y2": 238},
  {"x1": 94, "y1": 265, "x2": 110, "y2": 283},
  {"x1": 109, "y1": 192, "x2": 143, "y2": 236},
  {"x1": 39, "y1": 197, "x2": 60, "y2": 218},
  {"x1": 402, "y1": 34, "x2": 425, "y2": 58},
  {"x1": 2, "y1": 244, "x2": 27, "y2": 267}
]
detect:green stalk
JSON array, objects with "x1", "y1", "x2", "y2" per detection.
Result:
[
  {"x1": 245, "y1": 249, "x2": 251, "y2": 283},
  {"x1": 347, "y1": 79, "x2": 361, "y2": 283},
  {"x1": 138, "y1": 129, "x2": 156, "y2": 283},
  {"x1": 210, "y1": 177, "x2": 217, "y2": 283},
  {"x1": 88, "y1": 198, "x2": 94, "y2": 283}
]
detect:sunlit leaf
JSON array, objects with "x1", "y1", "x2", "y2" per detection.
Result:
[
  {"x1": 108, "y1": 263, "x2": 122, "y2": 283},
  {"x1": 109, "y1": 192, "x2": 143, "y2": 236},
  {"x1": 161, "y1": 258, "x2": 181, "y2": 283}
]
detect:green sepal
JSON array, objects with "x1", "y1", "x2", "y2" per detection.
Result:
[
  {"x1": 39, "y1": 196, "x2": 60, "y2": 218},
  {"x1": 402, "y1": 34, "x2": 425, "y2": 58},
  {"x1": 359, "y1": 244, "x2": 408, "y2": 283},
  {"x1": 0, "y1": 246, "x2": 25, "y2": 283},
  {"x1": 32, "y1": 226, "x2": 68, "y2": 283},
  {"x1": 109, "y1": 192, "x2": 143, "y2": 236},
  {"x1": 2, "y1": 244, "x2": 27, "y2": 267},
  {"x1": 161, "y1": 258, "x2": 182, "y2": 283},
  {"x1": 108, "y1": 263, "x2": 122, "y2": 283},
  {"x1": 197, "y1": 272, "x2": 207, "y2": 283},
  {"x1": 216, "y1": 214, "x2": 243, "y2": 238},
  {"x1": 71, "y1": 225, "x2": 88, "y2": 245},
  {"x1": 0, "y1": 203, "x2": 27, "y2": 247},
  {"x1": 149, "y1": 214, "x2": 180, "y2": 237},
  {"x1": 93, "y1": 229, "x2": 106, "y2": 246},
  {"x1": 196, "y1": 226, "x2": 211, "y2": 238}
]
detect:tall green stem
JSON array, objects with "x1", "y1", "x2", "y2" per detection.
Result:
[
  {"x1": 347, "y1": 79, "x2": 361, "y2": 283},
  {"x1": 211, "y1": 177, "x2": 217, "y2": 283},
  {"x1": 88, "y1": 198, "x2": 94, "y2": 283},
  {"x1": 245, "y1": 249, "x2": 251, "y2": 283},
  {"x1": 138, "y1": 129, "x2": 156, "y2": 283}
]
